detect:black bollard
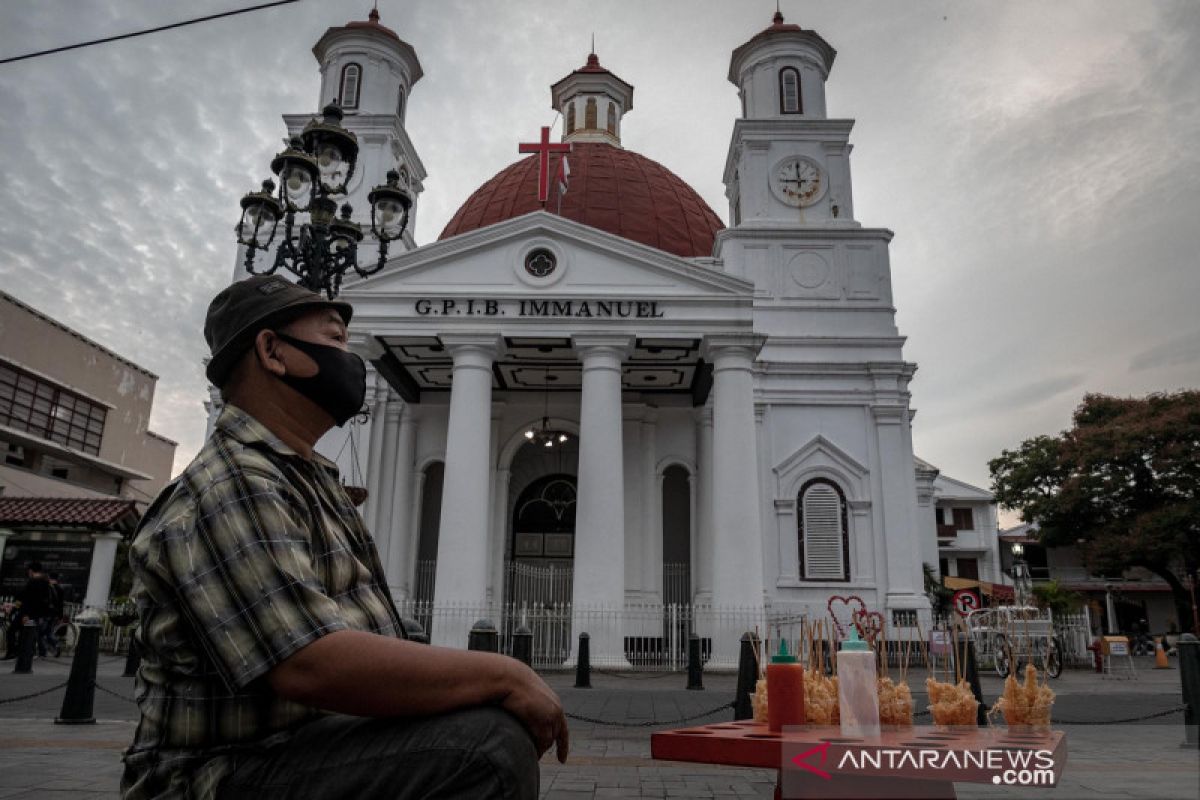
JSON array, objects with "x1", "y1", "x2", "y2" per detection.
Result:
[
  {"x1": 123, "y1": 632, "x2": 141, "y2": 678},
  {"x1": 56, "y1": 623, "x2": 101, "y2": 725},
  {"x1": 686, "y1": 633, "x2": 704, "y2": 691},
  {"x1": 1179, "y1": 633, "x2": 1199, "y2": 748},
  {"x1": 467, "y1": 619, "x2": 498, "y2": 652},
  {"x1": 575, "y1": 632, "x2": 591, "y2": 688},
  {"x1": 733, "y1": 631, "x2": 760, "y2": 720},
  {"x1": 13, "y1": 619, "x2": 35, "y2": 674},
  {"x1": 511, "y1": 624, "x2": 533, "y2": 668},
  {"x1": 400, "y1": 617, "x2": 429, "y2": 645}
]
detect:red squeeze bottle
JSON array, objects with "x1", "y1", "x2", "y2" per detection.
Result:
[{"x1": 767, "y1": 639, "x2": 806, "y2": 732}]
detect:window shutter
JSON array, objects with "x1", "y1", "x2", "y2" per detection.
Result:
[
  {"x1": 780, "y1": 69, "x2": 801, "y2": 113},
  {"x1": 802, "y1": 482, "x2": 845, "y2": 579},
  {"x1": 341, "y1": 65, "x2": 361, "y2": 108}
]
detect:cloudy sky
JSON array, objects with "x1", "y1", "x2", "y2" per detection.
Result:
[{"x1": 2, "y1": 0, "x2": 1197, "y2": 522}]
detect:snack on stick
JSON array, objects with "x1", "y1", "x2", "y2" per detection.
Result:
[
  {"x1": 751, "y1": 677, "x2": 769, "y2": 723},
  {"x1": 925, "y1": 677, "x2": 978, "y2": 726},
  {"x1": 803, "y1": 669, "x2": 840, "y2": 725},
  {"x1": 877, "y1": 676, "x2": 913, "y2": 726},
  {"x1": 990, "y1": 663, "x2": 1054, "y2": 728}
]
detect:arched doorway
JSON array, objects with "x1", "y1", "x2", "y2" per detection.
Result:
[
  {"x1": 508, "y1": 473, "x2": 576, "y2": 604},
  {"x1": 503, "y1": 435, "x2": 578, "y2": 665}
]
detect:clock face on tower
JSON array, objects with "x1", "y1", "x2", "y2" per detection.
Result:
[{"x1": 771, "y1": 156, "x2": 825, "y2": 208}]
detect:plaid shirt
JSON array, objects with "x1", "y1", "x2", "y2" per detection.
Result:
[{"x1": 122, "y1": 405, "x2": 406, "y2": 800}]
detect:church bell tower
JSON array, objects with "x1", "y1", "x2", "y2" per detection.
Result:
[
  {"x1": 723, "y1": 11, "x2": 855, "y2": 229},
  {"x1": 293, "y1": 8, "x2": 426, "y2": 251}
]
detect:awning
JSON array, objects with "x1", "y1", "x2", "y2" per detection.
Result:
[{"x1": 943, "y1": 576, "x2": 1015, "y2": 600}]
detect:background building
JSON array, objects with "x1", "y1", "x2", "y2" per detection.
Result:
[
  {"x1": 999, "y1": 522, "x2": 1178, "y2": 634},
  {"x1": 0, "y1": 291, "x2": 175, "y2": 607}
]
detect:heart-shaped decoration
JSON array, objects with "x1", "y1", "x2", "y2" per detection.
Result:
[
  {"x1": 853, "y1": 609, "x2": 885, "y2": 646},
  {"x1": 826, "y1": 595, "x2": 867, "y2": 639}
]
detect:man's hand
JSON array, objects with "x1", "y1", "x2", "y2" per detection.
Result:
[{"x1": 499, "y1": 659, "x2": 570, "y2": 763}]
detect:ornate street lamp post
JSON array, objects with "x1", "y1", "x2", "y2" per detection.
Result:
[
  {"x1": 1010, "y1": 542, "x2": 1032, "y2": 607},
  {"x1": 235, "y1": 103, "x2": 411, "y2": 299}
]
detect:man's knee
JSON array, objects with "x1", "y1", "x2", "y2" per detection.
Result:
[{"x1": 453, "y1": 706, "x2": 540, "y2": 797}]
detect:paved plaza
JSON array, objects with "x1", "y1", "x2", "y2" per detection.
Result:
[{"x1": 0, "y1": 655, "x2": 1195, "y2": 799}]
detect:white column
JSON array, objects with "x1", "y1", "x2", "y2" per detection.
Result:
[
  {"x1": 83, "y1": 531, "x2": 123, "y2": 609},
  {"x1": 704, "y1": 335, "x2": 767, "y2": 610},
  {"x1": 641, "y1": 410, "x2": 661, "y2": 603},
  {"x1": 693, "y1": 406, "x2": 714, "y2": 605},
  {"x1": 485, "y1": 402, "x2": 505, "y2": 607},
  {"x1": 405, "y1": 466, "x2": 427, "y2": 599},
  {"x1": 432, "y1": 334, "x2": 501, "y2": 647},
  {"x1": 572, "y1": 335, "x2": 633, "y2": 663},
  {"x1": 385, "y1": 404, "x2": 417, "y2": 599},
  {"x1": 362, "y1": 375, "x2": 389, "y2": 535},
  {"x1": 372, "y1": 397, "x2": 403, "y2": 567},
  {"x1": 874, "y1": 405, "x2": 920, "y2": 599}
]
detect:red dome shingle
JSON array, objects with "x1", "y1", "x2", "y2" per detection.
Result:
[{"x1": 439, "y1": 142, "x2": 724, "y2": 258}]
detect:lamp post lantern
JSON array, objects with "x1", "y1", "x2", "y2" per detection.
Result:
[{"x1": 236, "y1": 103, "x2": 411, "y2": 299}]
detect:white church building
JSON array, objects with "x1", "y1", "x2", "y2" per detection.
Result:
[{"x1": 210, "y1": 10, "x2": 957, "y2": 665}]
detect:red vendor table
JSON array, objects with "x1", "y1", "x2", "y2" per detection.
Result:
[{"x1": 651, "y1": 720, "x2": 1066, "y2": 799}]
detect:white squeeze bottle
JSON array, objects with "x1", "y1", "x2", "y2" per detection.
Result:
[{"x1": 837, "y1": 626, "x2": 881, "y2": 740}]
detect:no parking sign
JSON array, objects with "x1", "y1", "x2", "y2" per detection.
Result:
[{"x1": 952, "y1": 588, "x2": 981, "y2": 617}]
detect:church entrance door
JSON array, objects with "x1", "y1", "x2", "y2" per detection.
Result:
[{"x1": 504, "y1": 472, "x2": 576, "y2": 665}]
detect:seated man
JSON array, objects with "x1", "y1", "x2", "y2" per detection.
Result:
[{"x1": 122, "y1": 276, "x2": 566, "y2": 799}]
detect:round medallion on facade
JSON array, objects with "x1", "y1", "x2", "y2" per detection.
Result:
[
  {"x1": 524, "y1": 247, "x2": 557, "y2": 278},
  {"x1": 789, "y1": 251, "x2": 831, "y2": 289},
  {"x1": 513, "y1": 238, "x2": 568, "y2": 287}
]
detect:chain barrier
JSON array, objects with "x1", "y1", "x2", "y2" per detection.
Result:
[
  {"x1": 593, "y1": 669, "x2": 685, "y2": 680},
  {"x1": 565, "y1": 700, "x2": 735, "y2": 728},
  {"x1": 92, "y1": 681, "x2": 138, "y2": 704},
  {"x1": 0, "y1": 680, "x2": 70, "y2": 705},
  {"x1": 1052, "y1": 704, "x2": 1187, "y2": 725}
]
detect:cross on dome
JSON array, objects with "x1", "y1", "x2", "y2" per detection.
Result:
[{"x1": 518, "y1": 126, "x2": 571, "y2": 205}]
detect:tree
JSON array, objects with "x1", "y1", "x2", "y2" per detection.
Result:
[
  {"x1": 1031, "y1": 579, "x2": 1083, "y2": 618},
  {"x1": 990, "y1": 391, "x2": 1200, "y2": 633}
]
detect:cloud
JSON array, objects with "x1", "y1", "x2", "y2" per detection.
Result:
[
  {"x1": 1130, "y1": 330, "x2": 1200, "y2": 373},
  {"x1": 0, "y1": 0, "x2": 1197, "y2": 491}
]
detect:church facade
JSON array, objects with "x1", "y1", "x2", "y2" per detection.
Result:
[{"x1": 212, "y1": 10, "x2": 937, "y2": 663}]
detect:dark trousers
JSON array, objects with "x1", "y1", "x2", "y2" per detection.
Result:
[{"x1": 220, "y1": 706, "x2": 540, "y2": 799}]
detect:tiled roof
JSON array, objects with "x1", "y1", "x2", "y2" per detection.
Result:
[
  {"x1": 344, "y1": 9, "x2": 401, "y2": 43},
  {"x1": 439, "y1": 142, "x2": 724, "y2": 258},
  {"x1": 0, "y1": 497, "x2": 140, "y2": 529}
]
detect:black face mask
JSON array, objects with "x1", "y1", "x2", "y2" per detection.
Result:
[{"x1": 271, "y1": 331, "x2": 367, "y2": 427}]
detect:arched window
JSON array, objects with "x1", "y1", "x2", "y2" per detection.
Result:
[
  {"x1": 606, "y1": 102, "x2": 617, "y2": 134},
  {"x1": 798, "y1": 479, "x2": 849, "y2": 580},
  {"x1": 396, "y1": 85, "x2": 405, "y2": 119},
  {"x1": 566, "y1": 102, "x2": 575, "y2": 134},
  {"x1": 584, "y1": 97, "x2": 597, "y2": 129},
  {"x1": 779, "y1": 67, "x2": 802, "y2": 114},
  {"x1": 339, "y1": 63, "x2": 362, "y2": 109}
]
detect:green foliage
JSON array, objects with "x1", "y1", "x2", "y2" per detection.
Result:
[
  {"x1": 923, "y1": 562, "x2": 952, "y2": 615},
  {"x1": 989, "y1": 391, "x2": 1200, "y2": 631},
  {"x1": 1031, "y1": 579, "x2": 1082, "y2": 617}
]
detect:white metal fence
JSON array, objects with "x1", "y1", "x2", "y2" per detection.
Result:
[{"x1": 394, "y1": 599, "x2": 769, "y2": 670}]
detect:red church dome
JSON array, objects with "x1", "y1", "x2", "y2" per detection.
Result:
[{"x1": 438, "y1": 142, "x2": 725, "y2": 258}]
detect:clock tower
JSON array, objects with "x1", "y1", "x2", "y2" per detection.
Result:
[
  {"x1": 723, "y1": 11, "x2": 853, "y2": 228},
  {"x1": 715, "y1": 12, "x2": 930, "y2": 625}
]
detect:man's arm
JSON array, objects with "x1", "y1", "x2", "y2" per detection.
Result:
[{"x1": 267, "y1": 629, "x2": 568, "y2": 762}]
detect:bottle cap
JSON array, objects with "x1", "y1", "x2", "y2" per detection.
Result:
[
  {"x1": 771, "y1": 638, "x2": 798, "y2": 663},
  {"x1": 841, "y1": 626, "x2": 869, "y2": 652}
]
